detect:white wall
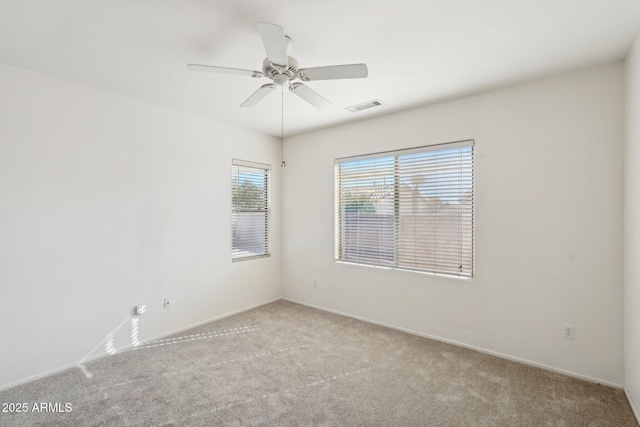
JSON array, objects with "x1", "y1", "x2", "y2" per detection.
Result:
[
  {"x1": 283, "y1": 62, "x2": 624, "y2": 385},
  {"x1": 0, "y1": 62, "x2": 282, "y2": 389},
  {"x1": 625, "y1": 33, "x2": 640, "y2": 418}
]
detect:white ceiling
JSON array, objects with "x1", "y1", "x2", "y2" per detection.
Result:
[{"x1": 1, "y1": 0, "x2": 640, "y2": 137}]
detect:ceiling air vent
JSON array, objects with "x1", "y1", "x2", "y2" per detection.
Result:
[{"x1": 345, "y1": 100, "x2": 383, "y2": 113}]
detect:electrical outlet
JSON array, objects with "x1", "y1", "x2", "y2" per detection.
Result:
[
  {"x1": 135, "y1": 304, "x2": 146, "y2": 315},
  {"x1": 313, "y1": 279, "x2": 318, "y2": 288},
  {"x1": 164, "y1": 298, "x2": 171, "y2": 309},
  {"x1": 563, "y1": 324, "x2": 575, "y2": 340}
]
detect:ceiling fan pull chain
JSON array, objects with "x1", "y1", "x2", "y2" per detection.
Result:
[{"x1": 281, "y1": 86, "x2": 286, "y2": 168}]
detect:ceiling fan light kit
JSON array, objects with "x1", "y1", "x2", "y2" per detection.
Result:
[{"x1": 188, "y1": 22, "x2": 369, "y2": 110}]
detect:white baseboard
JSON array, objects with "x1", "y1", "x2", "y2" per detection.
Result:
[
  {"x1": 0, "y1": 297, "x2": 280, "y2": 392},
  {"x1": 124, "y1": 297, "x2": 281, "y2": 352},
  {"x1": 283, "y1": 297, "x2": 623, "y2": 390},
  {"x1": 625, "y1": 388, "x2": 640, "y2": 425}
]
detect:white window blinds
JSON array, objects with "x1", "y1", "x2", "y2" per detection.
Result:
[
  {"x1": 335, "y1": 141, "x2": 474, "y2": 277},
  {"x1": 232, "y1": 160, "x2": 270, "y2": 261}
]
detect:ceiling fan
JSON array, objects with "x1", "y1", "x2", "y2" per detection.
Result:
[{"x1": 187, "y1": 22, "x2": 368, "y2": 110}]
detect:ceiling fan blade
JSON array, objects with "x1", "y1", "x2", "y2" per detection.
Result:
[
  {"x1": 240, "y1": 84, "x2": 277, "y2": 108},
  {"x1": 187, "y1": 64, "x2": 264, "y2": 78},
  {"x1": 258, "y1": 22, "x2": 288, "y2": 67},
  {"x1": 289, "y1": 83, "x2": 331, "y2": 110},
  {"x1": 298, "y1": 64, "x2": 368, "y2": 81}
]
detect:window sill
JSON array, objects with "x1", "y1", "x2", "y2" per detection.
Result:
[
  {"x1": 232, "y1": 254, "x2": 271, "y2": 263},
  {"x1": 335, "y1": 260, "x2": 473, "y2": 280}
]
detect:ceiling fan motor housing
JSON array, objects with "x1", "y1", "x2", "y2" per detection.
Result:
[{"x1": 263, "y1": 56, "x2": 300, "y2": 85}]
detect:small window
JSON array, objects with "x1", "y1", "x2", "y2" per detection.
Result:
[
  {"x1": 335, "y1": 141, "x2": 474, "y2": 277},
  {"x1": 232, "y1": 160, "x2": 270, "y2": 261}
]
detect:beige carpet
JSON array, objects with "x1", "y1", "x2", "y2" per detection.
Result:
[{"x1": 0, "y1": 300, "x2": 637, "y2": 426}]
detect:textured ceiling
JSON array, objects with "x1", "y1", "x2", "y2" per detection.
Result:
[{"x1": 1, "y1": 0, "x2": 640, "y2": 137}]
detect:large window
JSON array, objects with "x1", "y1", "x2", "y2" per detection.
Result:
[
  {"x1": 232, "y1": 160, "x2": 270, "y2": 261},
  {"x1": 335, "y1": 141, "x2": 474, "y2": 277}
]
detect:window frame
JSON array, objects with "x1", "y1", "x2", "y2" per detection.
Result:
[
  {"x1": 231, "y1": 159, "x2": 271, "y2": 262},
  {"x1": 334, "y1": 140, "x2": 474, "y2": 278}
]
